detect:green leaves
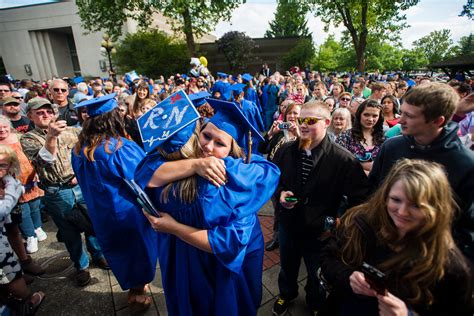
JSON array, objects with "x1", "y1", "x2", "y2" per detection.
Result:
[
  {"x1": 217, "y1": 31, "x2": 255, "y2": 71},
  {"x1": 413, "y1": 29, "x2": 454, "y2": 65},
  {"x1": 113, "y1": 30, "x2": 189, "y2": 78},
  {"x1": 265, "y1": 0, "x2": 312, "y2": 38},
  {"x1": 282, "y1": 38, "x2": 315, "y2": 70}
]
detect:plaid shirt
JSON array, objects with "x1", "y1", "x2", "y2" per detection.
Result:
[{"x1": 20, "y1": 127, "x2": 80, "y2": 186}]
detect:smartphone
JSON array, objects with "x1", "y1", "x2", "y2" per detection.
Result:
[
  {"x1": 278, "y1": 122, "x2": 291, "y2": 129},
  {"x1": 361, "y1": 262, "x2": 386, "y2": 295},
  {"x1": 285, "y1": 197, "x2": 298, "y2": 202}
]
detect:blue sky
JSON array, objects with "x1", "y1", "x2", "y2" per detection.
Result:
[{"x1": 1, "y1": 0, "x2": 471, "y2": 48}]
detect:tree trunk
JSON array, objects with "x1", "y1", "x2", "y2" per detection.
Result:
[
  {"x1": 356, "y1": 45, "x2": 365, "y2": 73},
  {"x1": 182, "y1": 8, "x2": 196, "y2": 56}
]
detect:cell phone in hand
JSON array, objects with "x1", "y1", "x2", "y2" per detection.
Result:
[
  {"x1": 361, "y1": 262, "x2": 386, "y2": 295},
  {"x1": 278, "y1": 122, "x2": 291, "y2": 130},
  {"x1": 285, "y1": 197, "x2": 298, "y2": 202}
]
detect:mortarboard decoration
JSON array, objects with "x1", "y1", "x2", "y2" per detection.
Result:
[
  {"x1": 241, "y1": 73, "x2": 253, "y2": 83},
  {"x1": 137, "y1": 90, "x2": 200, "y2": 153},
  {"x1": 189, "y1": 91, "x2": 211, "y2": 107},
  {"x1": 74, "y1": 93, "x2": 117, "y2": 118},
  {"x1": 207, "y1": 98, "x2": 264, "y2": 162},
  {"x1": 124, "y1": 71, "x2": 139, "y2": 85}
]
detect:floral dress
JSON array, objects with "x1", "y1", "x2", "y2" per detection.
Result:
[{"x1": 335, "y1": 129, "x2": 384, "y2": 161}]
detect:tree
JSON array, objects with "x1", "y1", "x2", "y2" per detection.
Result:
[
  {"x1": 459, "y1": 0, "x2": 473, "y2": 19},
  {"x1": 456, "y1": 34, "x2": 474, "y2": 56},
  {"x1": 413, "y1": 29, "x2": 454, "y2": 65},
  {"x1": 113, "y1": 30, "x2": 189, "y2": 78},
  {"x1": 309, "y1": 0, "x2": 418, "y2": 72},
  {"x1": 400, "y1": 48, "x2": 428, "y2": 71},
  {"x1": 265, "y1": 0, "x2": 311, "y2": 38},
  {"x1": 217, "y1": 32, "x2": 255, "y2": 72},
  {"x1": 76, "y1": 0, "x2": 243, "y2": 56},
  {"x1": 282, "y1": 38, "x2": 315, "y2": 70},
  {"x1": 313, "y1": 35, "x2": 344, "y2": 72}
]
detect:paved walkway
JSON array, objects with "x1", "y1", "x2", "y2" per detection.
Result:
[{"x1": 27, "y1": 201, "x2": 312, "y2": 315}]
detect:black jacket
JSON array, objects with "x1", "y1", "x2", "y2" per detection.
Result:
[
  {"x1": 272, "y1": 135, "x2": 370, "y2": 237},
  {"x1": 369, "y1": 122, "x2": 474, "y2": 259}
]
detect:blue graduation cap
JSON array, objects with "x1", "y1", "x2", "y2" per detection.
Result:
[
  {"x1": 241, "y1": 73, "x2": 253, "y2": 83},
  {"x1": 181, "y1": 74, "x2": 188, "y2": 80},
  {"x1": 124, "y1": 71, "x2": 139, "y2": 85},
  {"x1": 74, "y1": 93, "x2": 117, "y2": 118},
  {"x1": 216, "y1": 72, "x2": 228, "y2": 79},
  {"x1": 189, "y1": 91, "x2": 211, "y2": 107},
  {"x1": 207, "y1": 98, "x2": 264, "y2": 158},
  {"x1": 230, "y1": 83, "x2": 246, "y2": 95},
  {"x1": 73, "y1": 76, "x2": 84, "y2": 84},
  {"x1": 137, "y1": 90, "x2": 200, "y2": 153}
]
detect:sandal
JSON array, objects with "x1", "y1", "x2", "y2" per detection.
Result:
[
  {"x1": 7, "y1": 291, "x2": 45, "y2": 315},
  {"x1": 27, "y1": 291, "x2": 46, "y2": 315},
  {"x1": 127, "y1": 286, "x2": 152, "y2": 315}
]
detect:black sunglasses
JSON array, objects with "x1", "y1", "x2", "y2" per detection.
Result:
[{"x1": 53, "y1": 88, "x2": 68, "y2": 93}]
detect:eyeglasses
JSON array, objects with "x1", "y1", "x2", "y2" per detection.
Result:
[
  {"x1": 0, "y1": 163, "x2": 10, "y2": 170},
  {"x1": 53, "y1": 88, "x2": 68, "y2": 93},
  {"x1": 297, "y1": 117, "x2": 325, "y2": 125},
  {"x1": 34, "y1": 109, "x2": 54, "y2": 116},
  {"x1": 340, "y1": 98, "x2": 351, "y2": 102}
]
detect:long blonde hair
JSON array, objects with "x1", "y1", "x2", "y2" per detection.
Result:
[
  {"x1": 339, "y1": 159, "x2": 463, "y2": 306},
  {"x1": 158, "y1": 121, "x2": 244, "y2": 204},
  {"x1": 0, "y1": 144, "x2": 20, "y2": 177}
]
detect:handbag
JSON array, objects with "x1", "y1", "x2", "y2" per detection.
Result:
[{"x1": 64, "y1": 201, "x2": 95, "y2": 236}]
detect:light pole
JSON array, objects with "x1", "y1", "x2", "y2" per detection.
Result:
[{"x1": 100, "y1": 33, "x2": 117, "y2": 81}]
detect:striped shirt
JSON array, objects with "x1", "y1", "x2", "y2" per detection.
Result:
[{"x1": 301, "y1": 150, "x2": 313, "y2": 186}]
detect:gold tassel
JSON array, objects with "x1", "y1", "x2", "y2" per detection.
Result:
[{"x1": 246, "y1": 131, "x2": 252, "y2": 163}]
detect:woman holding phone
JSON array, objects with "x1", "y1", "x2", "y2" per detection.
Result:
[{"x1": 319, "y1": 159, "x2": 472, "y2": 315}]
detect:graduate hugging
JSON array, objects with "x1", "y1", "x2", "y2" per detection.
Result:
[{"x1": 134, "y1": 90, "x2": 280, "y2": 315}]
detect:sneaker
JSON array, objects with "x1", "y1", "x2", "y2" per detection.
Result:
[
  {"x1": 34, "y1": 227, "x2": 47, "y2": 242},
  {"x1": 272, "y1": 297, "x2": 290, "y2": 315},
  {"x1": 76, "y1": 269, "x2": 91, "y2": 286},
  {"x1": 26, "y1": 237, "x2": 38, "y2": 254}
]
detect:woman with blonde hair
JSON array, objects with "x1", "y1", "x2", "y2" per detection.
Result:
[
  {"x1": 320, "y1": 159, "x2": 472, "y2": 315},
  {"x1": 328, "y1": 107, "x2": 352, "y2": 140}
]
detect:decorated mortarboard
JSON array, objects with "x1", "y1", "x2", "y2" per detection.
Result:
[
  {"x1": 74, "y1": 93, "x2": 117, "y2": 118},
  {"x1": 207, "y1": 98, "x2": 264, "y2": 152},
  {"x1": 137, "y1": 90, "x2": 200, "y2": 153},
  {"x1": 189, "y1": 91, "x2": 211, "y2": 107},
  {"x1": 216, "y1": 72, "x2": 228, "y2": 79},
  {"x1": 230, "y1": 83, "x2": 246, "y2": 95},
  {"x1": 181, "y1": 74, "x2": 188, "y2": 80},
  {"x1": 73, "y1": 76, "x2": 84, "y2": 84},
  {"x1": 124, "y1": 71, "x2": 139, "y2": 85},
  {"x1": 241, "y1": 73, "x2": 253, "y2": 83}
]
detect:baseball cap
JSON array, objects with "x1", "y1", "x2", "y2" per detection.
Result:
[{"x1": 27, "y1": 97, "x2": 52, "y2": 112}]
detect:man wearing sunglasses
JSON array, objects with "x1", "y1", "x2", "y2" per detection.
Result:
[
  {"x1": 50, "y1": 79, "x2": 78, "y2": 126},
  {"x1": 271, "y1": 101, "x2": 370, "y2": 315},
  {"x1": 1, "y1": 96, "x2": 32, "y2": 134}
]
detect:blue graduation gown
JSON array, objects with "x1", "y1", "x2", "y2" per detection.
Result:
[
  {"x1": 71, "y1": 138, "x2": 158, "y2": 290},
  {"x1": 238, "y1": 99, "x2": 265, "y2": 155},
  {"x1": 244, "y1": 87, "x2": 262, "y2": 114},
  {"x1": 134, "y1": 154, "x2": 280, "y2": 316},
  {"x1": 212, "y1": 81, "x2": 231, "y2": 101}
]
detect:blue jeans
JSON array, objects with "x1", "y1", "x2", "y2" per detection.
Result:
[
  {"x1": 277, "y1": 223, "x2": 327, "y2": 310},
  {"x1": 19, "y1": 198, "x2": 42, "y2": 238},
  {"x1": 43, "y1": 185, "x2": 104, "y2": 270}
]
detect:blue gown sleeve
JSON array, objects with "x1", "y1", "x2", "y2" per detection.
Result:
[
  {"x1": 201, "y1": 156, "x2": 280, "y2": 272},
  {"x1": 134, "y1": 152, "x2": 166, "y2": 189},
  {"x1": 113, "y1": 140, "x2": 145, "y2": 179}
]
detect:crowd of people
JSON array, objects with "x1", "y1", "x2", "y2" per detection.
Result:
[{"x1": 0, "y1": 62, "x2": 472, "y2": 315}]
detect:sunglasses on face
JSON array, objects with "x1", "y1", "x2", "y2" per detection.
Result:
[
  {"x1": 34, "y1": 109, "x2": 54, "y2": 116},
  {"x1": 53, "y1": 88, "x2": 67, "y2": 93},
  {"x1": 297, "y1": 117, "x2": 325, "y2": 125},
  {"x1": 0, "y1": 163, "x2": 10, "y2": 169},
  {"x1": 340, "y1": 98, "x2": 351, "y2": 102},
  {"x1": 13, "y1": 96, "x2": 22, "y2": 100}
]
